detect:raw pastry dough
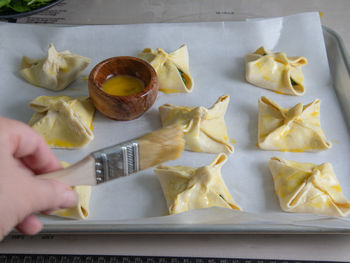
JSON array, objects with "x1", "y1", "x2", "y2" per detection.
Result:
[
  {"x1": 20, "y1": 43, "x2": 90, "y2": 91},
  {"x1": 258, "y1": 96, "x2": 331, "y2": 152},
  {"x1": 159, "y1": 95, "x2": 233, "y2": 154},
  {"x1": 245, "y1": 46, "x2": 307, "y2": 96},
  {"x1": 29, "y1": 95, "x2": 95, "y2": 148},
  {"x1": 137, "y1": 44, "x2": 193, "y2": 93},
  {"x1": 155, "y1": 153, "x2": 241, "y2": 215},
  {"x1": 51, "y1": 162, "x2": 92, "y2": 220},
  {"x1": 269, "y1": 157, "x2": 350, "y2": 217}
]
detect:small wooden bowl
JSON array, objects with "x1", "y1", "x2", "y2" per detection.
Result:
[{"x1": 88, "y1": 56, "x2": 158, "y2": 121}]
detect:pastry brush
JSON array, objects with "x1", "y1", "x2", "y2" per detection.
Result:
[{"x1": 38, "y1": 125, "x2": 184, "y2": 186}]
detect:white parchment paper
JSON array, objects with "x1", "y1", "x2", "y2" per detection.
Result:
[{"x1": 1, "y1": 12, "x2": 350, "y2": 231}]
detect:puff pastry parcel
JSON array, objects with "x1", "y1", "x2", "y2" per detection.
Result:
[
  {"x1": 159, "y1": 95, "x2": 233, "y2": 154},
  {"x1": 269, "y1": 157, "x2": 350, "y2": 217},
  {"x1": 51, "y1": 162, "x2": 92, "y2": 220},
  {"x1": 137, "y1": 44, "x2": 194, "y2": 93},
  {"x1": 245, "y1": 46, "x2": 307, "y2": 96},
  {"x1": 155, "y1": 153, "x2": 241, "y2": 215},
  {"x1": 29, "y1": 95, "x2": 95, "y2": 148},
  {"x1": 20, "y1": 43, "x2": 90, "y2": 91},
  {"x1": 258, "y1": 96, "x2": 331, "y2": 152}
]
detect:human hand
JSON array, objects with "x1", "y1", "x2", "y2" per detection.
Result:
[{"x1": 0, "y1": 116, "x2": 77, "y2": 240}]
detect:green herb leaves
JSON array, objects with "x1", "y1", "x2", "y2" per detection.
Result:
[
  {"x1": 178, "y1": 68, "x2": 186, "y2": 85},
  {"x1": 0, "y1": 0, "x2": 53, "y2": 13}
]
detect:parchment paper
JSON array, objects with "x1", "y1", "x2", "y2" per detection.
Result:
[{"x1": 1, "y1": 12, "x2": 350, "y2": 230}]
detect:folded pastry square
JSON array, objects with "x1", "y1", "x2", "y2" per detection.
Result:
[
  {"x1": 258, "y1": 96, "x2": 331, "y2": 152},
  {"x1": 29, "y1": 95, "x2": 95, "y2": 148},
  {"x1": 155, "y1": 153, "x2": 241, "y2": 215},
  {"x1": 269, "y1": 157, "x2": 350, "y2": 217},
  {"x1": 245, "y1": 46, "x2": 307, "y2": 96},
  {"x1": 137, "y1": 44, "x2": 193, "y2": 94},
  {"x1": 51, "y1": 162, "x2": 92, "y2": 220},
  {"x1": 20, "y1": 43, "x2": 90, "y2": 91},
  {"x1": 159, "y1": 95, "x2": 233, "y2": 154}
]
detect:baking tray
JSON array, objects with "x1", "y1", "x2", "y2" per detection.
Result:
[
  {"x1": 40, "y1": 26, "x2": 350, "y2": 235},
  {"x1": 2, "y1": 14, "x2": 350, "y2": 234},
  {"x1": 323, "y1": 26, "x2": 350, "y2": 130}
]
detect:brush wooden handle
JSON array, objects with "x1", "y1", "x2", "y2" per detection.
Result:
[{"x1": 37, "y1": 156, "x2": 97, "y2": 186}]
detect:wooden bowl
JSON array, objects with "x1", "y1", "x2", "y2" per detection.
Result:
[{"x1": 88, "y1": 56, "x2": 158, "y2": 121}]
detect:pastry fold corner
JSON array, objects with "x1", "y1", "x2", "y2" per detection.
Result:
[
  {"x1": 155, "y1": 153, "x2": 241, "y2": 215},
  {"x1": 258, "y1": 96, "x2": 331, "y2": 152},
  {"x1": 269, "y1": 157, "x2": 350, "y2": 217},
  {"x1": 245, "y1": 46, "x2": 307, "y2": 96},
  {"x1": 159, "y1": 95, "x2": 233, "y2": 154},
  {"x1": 138, "y1": 44, "x2": 194, "y2": 94}
]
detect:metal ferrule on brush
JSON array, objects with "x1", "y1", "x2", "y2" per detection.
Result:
[{"x1": 92, "y1": 140, "x2": 140, "y2": 184}]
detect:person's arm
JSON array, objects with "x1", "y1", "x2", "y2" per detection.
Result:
[{"x1": 0, "y1": 116, "x2": 77, "y2": 240}]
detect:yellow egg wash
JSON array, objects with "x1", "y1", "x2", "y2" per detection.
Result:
[
  {"x1": 102, "y1": 75, "x2": 145, "y2": 96},
  {"x1": 81, "y1": 75, "x2": 89, "y2": 81},
  {"x1": 61, "y1": 65, "x2": 70, "y2": 73},
  {"x1": 311, "y1": 112, "x2": 319, "y2": 117},
  {"x1": 331, "y1": 185, "x2": 342, "y2": 192},
  {"x1": 47, "y1": 139, "x2": 76, "y2": 148},
  {"x1": 160, "y1": 88, "x2": 182, "y2": 94}
]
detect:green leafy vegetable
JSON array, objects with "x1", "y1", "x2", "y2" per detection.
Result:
[
  {"x1": 178, "y1": 68, "x2": 186, "y2": 85},
  {"x1": 219, "y1": 194, "x2": 226, "y2": 201},
  {"x1": 290, "y1": 78, "x2": 298, "y2": 86},
  {"x1": 0, "y1": 0, "x2": 53, "y2": 13},
  {"x1": 0, "y1": 0, "x2": 11, "y2": 9}
]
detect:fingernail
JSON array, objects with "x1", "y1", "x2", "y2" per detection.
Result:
[{"x1": 63, "y1": 189, "x2": 78, "y2": 208}]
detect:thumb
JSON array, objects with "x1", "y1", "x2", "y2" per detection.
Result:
[{"x1": 27, "y1": 178, "x2": 78, "y2": 213}]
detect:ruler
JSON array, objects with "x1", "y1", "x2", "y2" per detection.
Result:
[{"x1": 0, "y1": 255, "x2": 347, "y2": 263}]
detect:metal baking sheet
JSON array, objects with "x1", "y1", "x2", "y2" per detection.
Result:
[{"x1": 1, "y1": 13, "x2": 350, "y2": 233}]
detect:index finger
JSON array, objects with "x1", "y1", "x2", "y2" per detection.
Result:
[{"x1": 0, "y1": 116, "x2": 62, "y2": 174}]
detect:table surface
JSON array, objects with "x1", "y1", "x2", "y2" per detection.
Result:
[{"x1": 2, "y1": 0, "x2": 350, "y2": 261}]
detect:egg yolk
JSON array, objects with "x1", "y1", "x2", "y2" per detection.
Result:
[{"x1": 101, "y1": 75, "x2": 145, "y2": 96}]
